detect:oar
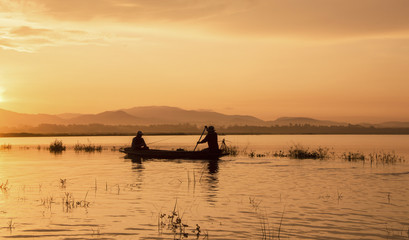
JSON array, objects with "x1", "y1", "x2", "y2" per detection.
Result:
[{"x1": 193, "y1": 126, "x2": 207, "y2": 151}]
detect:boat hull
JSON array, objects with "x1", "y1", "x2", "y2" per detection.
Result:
[{"x1": 120, "y1": 148, "x2": 227, "y2": 160}]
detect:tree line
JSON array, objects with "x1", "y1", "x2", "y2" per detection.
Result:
[{"x1": 1, "y1": 123, "x2": 409, "y2": 137}]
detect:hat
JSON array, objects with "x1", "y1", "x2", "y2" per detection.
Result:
[{"x1": 207, "y1": 126, "x2": 215, "y2": 132}]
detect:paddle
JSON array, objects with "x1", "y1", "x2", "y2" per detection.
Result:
[{"x1": 193, "y1": 126, "x2": 207, "y2": 151}]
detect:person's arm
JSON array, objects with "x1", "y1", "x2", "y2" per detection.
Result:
[{"x1": 198, "y1": 135, "x2": 209, "y2": 144}]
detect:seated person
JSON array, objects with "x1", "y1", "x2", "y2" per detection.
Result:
[
  {"x1": 132, "y1": 131, "x2": 149, "y2": 150},
  {"x1": 197, "y1": 126, "x2": 219, "y2": 152}
]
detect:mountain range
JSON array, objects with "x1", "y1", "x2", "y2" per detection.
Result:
[{"x1": 1, "y1": 106, "x2": 408, "y2": 129}]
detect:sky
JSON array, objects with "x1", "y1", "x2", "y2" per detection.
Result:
[{"x1": 0, "y1": 0, "x2": 409, "y2": 123}]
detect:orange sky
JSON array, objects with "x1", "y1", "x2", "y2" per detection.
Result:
[{"x1": 1, "y1": 0, "x2": 409, "y2": 123}]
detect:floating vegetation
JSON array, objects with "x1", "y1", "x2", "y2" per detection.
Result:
[
  {"x1": 60, "y1": 179, "x2": 67, "y2": 189},
  {"x1": 48, "y1": 139, "x2": 66, "y2": 153},
  {"x1": 288, "y1": 144, "x2": 330, "y2": 159},
  {"x1": 248, "y1": 196, "x2": 286, "y2": 240},
  {"x1": 220, "y1": 139, "x2": 238, "y2": 156},
  {"x1": 40, "y1": 196, "x2": 55, "y2": 209},
  {"x1": 6, "y1": 219, "x2": 15, "y2": 233},
  {"x1": 62, "y1": 192, "x2": 90, "y2": 212},
  {"x1": 369, "y1": 151, "x2": 405, "y2": 165},
  {"x1": 272, "y1": 150, "x2": 286, "y2": 157},
  {"x1": 158, "y1": 200, "x2": 207, "y2": 239},
  {"x1": 220, "y1": 145, "x2": 239, "y2": 156},
  {"x1": 0, "y1": 144, "x2": 12, "y2": 150},
  {"x1": 74, "y1": 143, "x2": 103, "y2": 152},
  {"x1": 341, "y1": 151, "x2": 405, "y2": 165},
  {"x1": 0, "y1": 180, "x2": 9, "y2": 193},
  {"x1": 342, "y1": 151, "x2": 366, "y2": 161},
  {"x1": 249, "y1": 196, "x2": 262, "y2": 211}
]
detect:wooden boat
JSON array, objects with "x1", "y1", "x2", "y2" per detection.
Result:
[{"x1": 120, "y1": 147, "x2": 227, "y2": 160}]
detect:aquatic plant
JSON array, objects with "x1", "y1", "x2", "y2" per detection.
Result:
[
  {"x1": 369, "y1": 151, "x2": 405, "y2": 165},
  {"x1": 157, "y1": 200, "x2": 207, "y2": 239},
  {"x1": 249, "y1": 197, "x2": 286, "y2": 240},
  {"x1": 288, "y1": 144, "x2": 330, "y2": 159},
  {"x1": 60, "y1": 179, "x2": 67, "y2": 189},
  {"x1": 342, "y1": 151, "x2": 366, "y2": 161},
  {"x1": 6, "y1": 219, "x2": 15, "y2": 232},
  {"x1": 40, "y1": 196, "x2": 55, "y2": 209},
  {"x1": 272, "y1": 150, "x2": 286, "y2": 157},
  {"x1": 249, "y1": 196, "x2": 262, "y2": 211},
  {"x1": 0, "y1": 144, "x2": 12, "y2": 150},
  {"x1": 0, "y1": 180, "x2": 9, "y2": 193},
  {"x1": 74, "y1": 143, "x2": 103, "y2": 152},
  {"x1": 220, "y1": 139, "x2": 238, "y2": 156},
  {"x1": 62, "y1": 192, "x2": 90, "y2": 212},
  {"x1": 48, "y1": 139, "x2": 66, "y2": 153}
]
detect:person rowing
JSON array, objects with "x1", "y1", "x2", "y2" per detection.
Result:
[
  {"x1": 131, "y1": 131, "x2": 149, "y2": 150},
  {"x1": 196, "y1": 126, "x2": 219, "y2": 152}
]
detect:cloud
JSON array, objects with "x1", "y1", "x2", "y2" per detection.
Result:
[
  {"x1": 10, "y1": 26, "x2": 52, "y2": 36},
  {"x1": 0, "y1": 25, "x2": 109, "y2": 52},
  {"x1": 3, "y1": 0, "x2": 407, "y2": 40},
  {"x1": 2, "y1": 0, "x2": 409, "y2": 53}
]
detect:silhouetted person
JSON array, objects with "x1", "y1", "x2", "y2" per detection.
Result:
[
  {"x1": 132, "y1": 131, "x2": 149, "y2": 150},
  {"x1": 197, "y1": 126, "x2": 219, "y2": 152}
]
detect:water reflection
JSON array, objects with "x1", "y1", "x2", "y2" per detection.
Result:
[{"x1": 208, "y1": 159, "x2": 219, "y2": 174}]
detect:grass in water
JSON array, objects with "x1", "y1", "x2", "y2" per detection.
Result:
[
  {"x1": 342, "y1": 151, "x2": 405, "y2": 165},
  {"x1": 74, "y1": 143, "x2": 103, "y2": 152},
  {"x1": 288, "y1": 144, "x2": 330, "y2": 159},
  {"x1": 342, "y1": 151, "x2": 366, "y2": 161},
  {"x1": 157, "y1": 200, "x2": 207, "y2": 239},
  {"x1": 49, "y1": 139, "x2": 66, "y2": 153},
  {"x1": 369, "y1": 151, "x2": 405, "y2": 165},
  {"x1": 0, "y1": 180, "x2": 9, "y2": 193},
  {"x1": 0, "y1": 144, "x2": 12, "y2": 150},
  {"x1": 62, "y1": 192, "x2": 90, "y2": 212},
  {"x1": 220, "y1": 139, "x2": 238, "y2": 156}
]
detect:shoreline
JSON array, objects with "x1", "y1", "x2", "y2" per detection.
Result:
[{"x1": 2, "y1": 132, "x2": 409, "y2": 138}]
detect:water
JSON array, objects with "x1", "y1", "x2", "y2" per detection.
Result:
[{"x1": 1, "y1": 135, "x2": 409, "y2": 239}]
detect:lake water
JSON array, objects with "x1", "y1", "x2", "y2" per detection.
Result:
[{"x1": 1, "y1": 135, "x2": 409, "y2": 239}]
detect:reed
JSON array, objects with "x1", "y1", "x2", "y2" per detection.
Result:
[
  {"x1": 0, "y1": 144, "x2": 12, "y2": 150},
  {"x1": 272, "y1": 150, "x2": 286, "y2": 157},
  {"x1": 369, "y1": 151, "x2": 405, "y2": 165},
  {"x1": 7, "y1": 219, "x2": 15, "y2": 232},
  {"x1": 40, "y1": 196, "x2": 55, "y2": 209},
  {"x1": 0, "y1": 180, "x2": 9, "y2": 193},
  {"x1": 288, "y1": 144, "x2": 330, "y2": 159},
  {"x1": 60, "y1": 179, "x2": 67, "y2": 189},
  {"x1": 342, "y1": 151, "x2": 365, "y2": 161},
  {"x1": 157, "y1": 200, "x2": 206, "y2": 239},
  {"x1": 74, "y1": 143, "x2": 103, "y2": 152},
  {"x1": 221, "y1": 145, "x2": 239, "y2": 156},
  {"x1": 62, "y1": 192, "x2": 90, "y2": 212},
  {"x1": 220, "y1": 139, "x2": 239, "y2": 156},
  {"x1": 49, "y1": 139, "x2": 66, "y2": 153}
]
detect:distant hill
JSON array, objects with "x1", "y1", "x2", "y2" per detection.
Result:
[
  {"x1": 56, "y1": 113, "x2": 82, "y2": 119},
  {"x1": 66, "y1": 110, "x2": 148, "y2": 125},
  {"x1": 1, "y1": 107, "x2": 408, "y2": 133},
  {"x1": 121, "y1": 106, "x2": 265, "y2": 126},
  {"x1": 0, "y1": 108, "x2": 63, "y2": 127},
  {"x1": 268, "y1": 117, "x2": 348, "y2": 127},
  {"x1": 375, "y1": 121, "x2": 409, "y2": 128}
]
